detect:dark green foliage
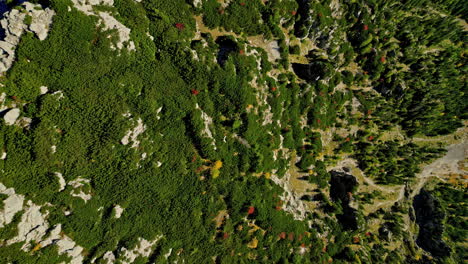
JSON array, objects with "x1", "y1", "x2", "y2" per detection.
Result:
[
  {"x1": 353, "y1": 140, "x2": 445, "y2": 185},
  {"x1": 432, "y1": 184, "x2": 468, "y2": 262}
]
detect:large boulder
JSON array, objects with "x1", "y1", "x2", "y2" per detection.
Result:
[{"x1": 3, "y1": 108, "x2": 20, "y2": 125}]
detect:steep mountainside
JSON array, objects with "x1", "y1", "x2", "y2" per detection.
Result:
[{"x1": 0, "y1": 0, "x2": 466, "y2": 263}]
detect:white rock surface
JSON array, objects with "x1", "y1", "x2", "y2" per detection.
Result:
[
  {"x1": 114, "y1": 204, "x2": 124, "y2": 218},
  {"x1": 30, "y1": 221, "x2": 84, "y2": 264},
  {"x1": 71, "y1": 0, "x2": 135, "y2": 51},
  {"x1": 164, "y1": 248, "x2": 173, "y2": 259},
  {"x1": 72, "y1": 190, "x2": 92, "y2": 202},
  {"x1": 52, "y1": 90, "x2": 64, "y2": 99},
  {"x1": 0, "y1": 3, "x2": 55, "y2": 73},
  {"x1": 39, "y1": 223, "x2": 61, "y2": 247},
  {"x1": 69, "y1": 177, "x2": 92, "y2": 202},
  {"x1": 156, "y1": 106, "x2": 163, "y2": 120},
  {"x1": 0, "y1": 182, "x2": 84, "y2": 262},
  {"x1": 4, "y1": 108, "x2": 20, "y2": 125},
  {"x1": 271, "y1": 172, "x2": 308, "y2": 221},
  {"x1": 56, "y1": 235, "x2": 85, "y2": 264},
  {"x1": 55, "y1": 172, "x2": 66, "y2": 191},
  {"x1": 103, "y1": 251, "x2": 116, "y2": 264},
  {"x1": 8, "y1": 201, "x2": 49, "y2": 250},
  {"x1": 192, "y1": 0, "x2": 203, "y2": 8},
  {"x1": 40, "y1": 86, "x2": 48, "y2": 95},
  {"x1": 120, "y1": 236, "x2": 163, "y2": 264},
  {"x1": 0, "y1": 151, "x2": 6, "y2": 160},
  {"x1": 16, "y1": 116, "x2": 32, "y2": 128},
  {"x1": 121, "y1": 118, "x2": 146, "y2": 148},
  {"x1": 0, "y1": 183, "x2": 24, "y2": 228},
  {"x1": 28, "y1": 3, "x2": 55, "y2": 41},
  {"x1": 267, "y1": 41, "x2": 281, "y2": 61},
  {"x1": 195, "y1": 104, "x2": 216, "y2": 150},
  {"x1": 69, "y1": 177, "x2": 90, "y2": 189},
  {"x1": 99, "y1": 12, "x2": 135, "y2": 50},
  {"x1": 71, "y1": 0, "x2": 114, "y2": 15},
  {"x1": 0, "y1": 92, "x2": 7, "y2": 111}
]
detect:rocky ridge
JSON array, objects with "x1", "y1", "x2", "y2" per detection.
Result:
[{"x1": 0, "y1": 2, "x2": 54, "y2": 73}]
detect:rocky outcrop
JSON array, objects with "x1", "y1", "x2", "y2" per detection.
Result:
[
  {"x1": 119, "y1": 236, "x2": 163, "y2": 264},
  {"x1": 0, "y1": 3, "x2": 55, "y2": 73},
  {"x1": 329, "y1": 170, "x2": 359, "y2": 230},
  {"x1": 121, "y1": 117, "x2": 146, "y2": 148},
  {"x1": 196, "y1": 103, "x2": 217, "y2": 151},
  {"x1": 55, "y1": 172, "x2": 66, "y2": 191},
  {"x1": 413, "y1": 189, "x2": 451, "y2": 258},
  {"x1": 8, "y1": 201, "x2": 49, "y2": 249},
  {"x1": 39, "y1": 86, "x2": 48, "y2": 95},
  {"x1": 216, "y1": 36, "x2": 238, "y2": 66},
  {"x1": 114, "y1": 204, "x2": 124, "y2": 218},
  {"x1": 71, "y1": 0, "x2": 135, "y2": 51},
  {"x1": 271, "y1": 171, "x2": 309, "y2": 221},
  {"x1": 0, "y1": 182, "x2": 84, "y2": 263},
  {"x1": 292, "y1": 61, "x2": 331, "y2": 82},
  {"x1": 3, "y1": 108, "x2": 20, "y2": 125},
  {"x1": 0, "y1": 183, "x2": 24, "y2": 228},
  {"x1": 99, "y1": 12, "x2": 135, "y2": 50},
  {"x1": 69, "y1": 177, "x2": 92, "y2": 202}
]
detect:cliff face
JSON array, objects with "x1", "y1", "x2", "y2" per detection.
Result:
[
  {"x1": 330, "y1": 171, "x2": 358, "y2": 230},
  {"x1": 413, "y1": 190, "x2": 451, "y2": 258}
]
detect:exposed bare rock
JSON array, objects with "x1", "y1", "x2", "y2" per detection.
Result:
[
  {"x1": 40, "y1": 86, "x2": 48, "y2": 95},
  {"x1": 39, "y1": 223, "x2": 62, "y2": 247},
  {"x1": 196, "y1": 104, "x2": 216, "y2": 150},
  {"x1": 71, "y1": 0, "x2": 114, "y2": 15},
  {"x1": 120, "y1": 236, "x2": 163, "y2": 264},
  {"x1": 71, "y1": 0, "x2": 135, "y2": 51},
  {"x1": 3, "y1": 108, "x2": 20, "y2": 125},
  {"x1": 0, "y1": 183, "x2": 85, "y2": 262},
  {"x1": 56, "y1": 234, "x2": 85, "y2": 264},
  {"x1": 28, "y1": 3, "x2": 55, "y2": 41},
  {"x1": 0, "y1": 92, "x2": 7, "y2": 111},
  {"x1": 69, "y1": 177, "x2": 92, "y2": 202},
  {"x1": 233, "y1": 133, "x2": 251, "y2": 148},
  {"x1": 0, "y1": 3, "x2": 55, "y2": 73},
  {"x1": 266, "y1": 41, "x2": 281, "y2": 61},
  {"x1": 164, "y1": 248, "x2": 173, "y2": 259},
  {"x1": 103, "y1": 251, "x2": 116, "y2": 264},
  {"x1": 114, "y1": 205, "x2": 124, "y2": 218},
  {"x1": 52, "y1": 90, "x2": 64, "y2": 100},
  {"x1": 8, "y1": 201, "x2": 49, "y2": 250},
  {"x1": 55, "y1": 172, "x2": 66, "y2": 192},
  {"x1": 16, "y1": 116, "x2": 32, "y2": 128},
  {"x1": 411, "y1": 142, "x2": 468, "y2": 197},
  {"x1": 271, "y1": 171, "x2": 308, "y2": 221},
  {"x1": 121, "y1": 118, "x2": 146, "y2": 148},
  {"x1": 192, "y1": 0, "x2": 203, "y2": 8},
  {"x1": 0, "y1": 183, "x2": 24, "y2": 228},
  {"x1": 99, "y1": 12, "x2": 135, "y2": 50}
]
